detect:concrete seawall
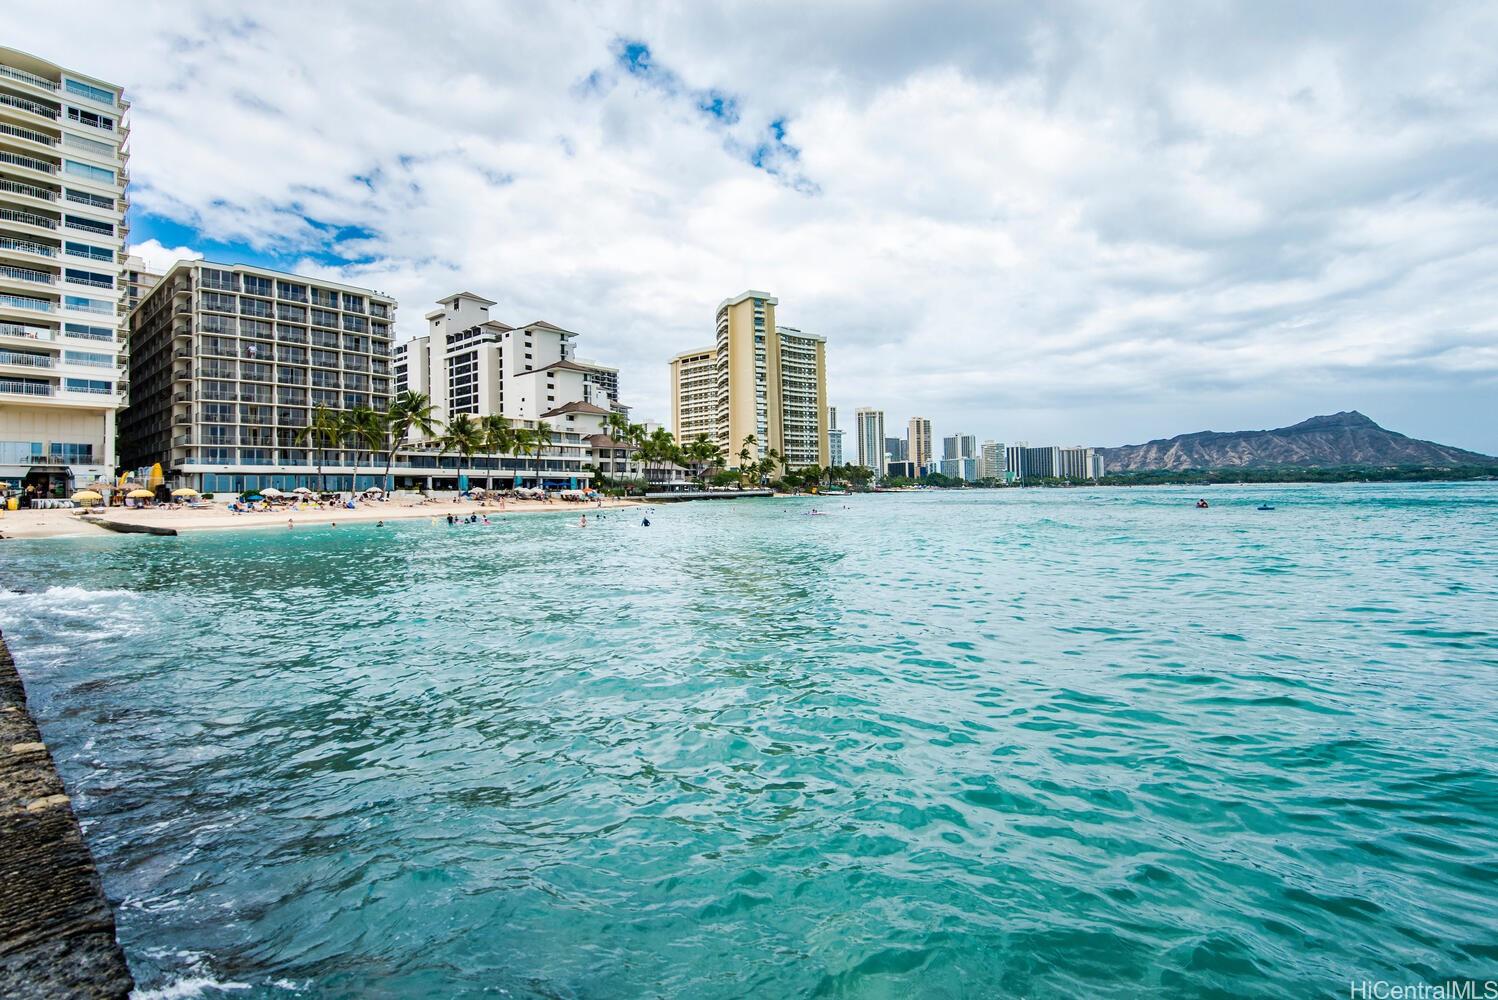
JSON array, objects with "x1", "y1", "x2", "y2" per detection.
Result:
[{"x1": 0, "y1": 631, "x2": 133, "y2": 999}]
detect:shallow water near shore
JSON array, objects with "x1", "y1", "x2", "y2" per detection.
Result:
[{"x1": 3, "y1": 482, "x2": 1497, "y2": 998}]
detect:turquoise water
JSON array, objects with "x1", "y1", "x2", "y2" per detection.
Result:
[{"x1": 3, "y1": 483, "x2": 1497, "y2": 998}]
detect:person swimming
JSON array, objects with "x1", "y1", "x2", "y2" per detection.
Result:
[
  {"x1": 642, "y1": 516, "x2": 651, "y2": 527},
  {"x1": 579, "y1": 514, "x2": 587, "y2": 527}
]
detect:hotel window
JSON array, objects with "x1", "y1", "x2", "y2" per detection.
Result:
[
  {"x1": 64, "y1": 79, "x2": 115, "y2": 105},
  {"x1": 63, "y1": 241, "x2": 113, "y2": 262},
  {"x1": 64, "y1": 377, "x2": 111, "y2": 394},
  {"x1": 62, "y1": 160, "x2": 115, "y2": 185},
  {"x1": 276, "y1": 281, "x2": 307, "y2": 302},
  {"x1": 63, "y1": 322, "x2": 113, "y2": 341},
  {"x1": 341, "y1": 293, "x2": 364, "y2": 313},
  {"x1": 48, "y1": 442, "x2": 95, "y2": 463},
  {"x1": 63, "y1": 350, "x2": 112, "y2": 366},
  {"x1": 63, "y1": 214, "x2": 113, "y2": 235},
  {"x1": 64, "y1": 295, "x2": 112, "y2": 315},
  {"x1": 66, "y1": 106, "x2": 114, "y2": 130},
  {"x1": 65, "y1": 189, "x2": 115, "y2": 209},
  {"x1": 242, "y1": 275, "x2": 271, "y2": 297},
  {"x1": 201, "y1": 291, "x2": 236, "y2": 313},
  {"x1": 64, "y1": 268, "x2": 113, "y2": 288},
  {"x1": 240, "y1": 297, "x2": 272, "y2": 318},
  {"x1": 201, "y1": 269, "x2": 238, "y2": 291},
  {"x1": 63, "y1": 133, "x2": 114, "y2": 156}
]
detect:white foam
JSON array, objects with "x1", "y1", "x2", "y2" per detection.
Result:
[{"x1": 132, "y1": 976, "x2": 251, "y2": 1000}]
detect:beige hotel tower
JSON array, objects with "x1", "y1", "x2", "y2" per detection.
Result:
[{"x1": 670, "y1": 290, "x2": 829, "y2": 471}]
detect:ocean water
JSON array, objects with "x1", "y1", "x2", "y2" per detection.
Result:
[{"x1": 2, "y1": 483, "x2": 1497, "y2": 999}]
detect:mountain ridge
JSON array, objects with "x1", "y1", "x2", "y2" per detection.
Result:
[{"x1": 1099, "y1": 411, "x2": 1496, "y2": 472}]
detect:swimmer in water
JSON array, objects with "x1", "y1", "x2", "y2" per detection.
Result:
[
  {"x1": 579, "y1": 514, "x2": 587, "y2": 527},
  {"x1": 642, "y1": 516, "x2": 651, "y2": 527},
  {"x1": 287, "y1": 518, "x2": 294, "y2": 529},
  {"x1": 377, "y1": 520, "x2": 384, "y2": 527}
]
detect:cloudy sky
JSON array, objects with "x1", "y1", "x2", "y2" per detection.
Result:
[{"x1": 13, "y1": 1, "x2": 1498, "y2": 452}]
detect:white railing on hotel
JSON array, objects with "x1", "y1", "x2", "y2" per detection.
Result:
[
  {"x1": 0, "y1": 378, "x2": 54, "y2": 396},
  {"x1": 0, "y1": 121, "x2": 56, "y2": 146},
  {"x1": 0, "y1": 63, "x2": 59, "y2": 91},
  {"x1": 0, "y1": 264, "x2": 55, "y2": 284},
  {"x1": 0, "y1": 349, "x2": 55, "y2": 368}
]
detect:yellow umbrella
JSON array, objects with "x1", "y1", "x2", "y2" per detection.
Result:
[
  {"x1": 127, "y1": 489, "x2": 155, "y2": 499},
  {"x1": 72, "y1": 490, "x2": 103, "y2": 503},
  {"x1": 118, "y1": 471, "x2": 129, "y2": 488},
  {"x1": 148, "y1": 463, "x2": 165, "y2": 489},
  {"x1": 171, "y1": 487, "x2": 199, "y2": 497}
]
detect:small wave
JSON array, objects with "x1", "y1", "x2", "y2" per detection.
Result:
[
  {"x1": 0, "y1": 585, "x2": 137, "y2": 601},
  {"x1": 132, "y1": 977, "x2": 251, "y2": 1000}
]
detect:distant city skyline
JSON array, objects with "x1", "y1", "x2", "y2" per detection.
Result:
[{"x1": 7, "y1": 4, "x2": 1497, "y2": 454}]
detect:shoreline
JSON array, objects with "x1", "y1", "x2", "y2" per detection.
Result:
[{"x1": 0, "y1": 496, "x2": 644, "y2": 541}]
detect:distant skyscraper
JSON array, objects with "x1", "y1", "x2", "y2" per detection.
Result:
[
  {"x1": 942, "y1": 435, "x2": 960, "y2": 461},
  {"x1": 908, "y1": 417, "x2": 932, "y2": 471},
  {"x1": 980, "y1": 440, "x2": 1004, "y2": 479},
  {"x1": 855, "y1": 407, "x2": 885, "y2": 474},
  {"x1": 1091, "y1": 453, "x2": 1105, "y2": 479},
  {"x1": 1006, "y1": 443, "x2": 1026, "y2": 482},
  {"x1": 885, "y1": 436, "x2": 906, "y2": 463},
  {"x1": 1058, "y1": 446, "x2": 1098, "y2": 480},
  {"x1": 827, "y1": 405, "x2": 844, "y2": 467},
  {"x1": 1021, "y1": 445, "x2": 1062, "y2": 480}
]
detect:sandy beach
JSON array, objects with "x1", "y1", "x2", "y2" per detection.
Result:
[{"x1": 0, "y1": 495, "x2": 643, "y2": 540}]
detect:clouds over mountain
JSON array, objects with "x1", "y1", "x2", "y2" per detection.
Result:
[{"x1": 12, "y1": 1, "x2": 1498, "y2": 449}]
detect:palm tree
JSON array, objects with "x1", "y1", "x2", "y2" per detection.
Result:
[
  {"x1": 442, "y1": 414, "x2": 484, "y2": 490},
  {"x1": 532, "y1": 420, "x2": 555, "y2": 488},
  {"x1": 342, "y1": 405, "x2": 385, "y2": 493},
  {"x1": 481, "y1": 415, "x2": 513, "y2": 487},
  {"x1": 382, "y1": 391, "x2": 439, "y2": 491},
  {"x1": 296, "y1": 404, "x2": 342, "y2": 493},
  {"x1": 506, "y1": 427, "x2": 531, "y2": 486},
  {"x1": 738, "y1": 433, "x2": 758, "y2": 487},
  {"x1": 645, "y1": 427, "x2": 675, "y2": 488}
]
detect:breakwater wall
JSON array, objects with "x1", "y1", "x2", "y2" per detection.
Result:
[{"x1": 0, "y1": 630, "x2": 133, "y2": 999}]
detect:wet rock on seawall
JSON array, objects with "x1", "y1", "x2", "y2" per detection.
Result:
[{"x1": 0, "y1": 630, "x2": 133, "y2": 999}]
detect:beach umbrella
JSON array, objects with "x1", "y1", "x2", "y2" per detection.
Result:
[
  {"x1": 261, "y1": 487, "x2": 284, "y2": 497},
  {"x1": 171, "y1": 487, "x2": 199, "y2": 497},
  {"x1": 84, "y1": 479, "x2": 112, "y2": 492},
  {"x1": 292, "y1": 486, "x2": 313, "y2": 495},
  {"x1": 148, "y1": 463, "x2": 165, "y2": 489},
  {"x1": 72, "y1": 490, "x2": 103, "y2": 504},
  {"x1": 127, "y1": 489, "x2": 155, "y2": 499}
]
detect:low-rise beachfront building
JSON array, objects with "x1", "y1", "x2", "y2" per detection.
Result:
[
  {"x1": 122, "y1": 266, "x2": 599, "y2": 493},
  {"x1": 0, "y1": 46, "x2": 130, "y2": 499}
]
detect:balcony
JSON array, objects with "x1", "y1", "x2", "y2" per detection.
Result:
[
  {"x1": 0, "y1": 236, "x2": 57, "y2": 258},
  {"x1": 0, "y1": 292, "x2": 54, "y2": 312},
  {"x1": 0, "y1": 206, "x2": 57, "y2": 229},
  {"x1": 0, "y1": 263, "x2": 55, "y2": 285},
  {"x1": 0, "y1": 378, "x2": 53, "y2": 396},
  {"x1": 0, "y1": 64, "x2": 59, "y2": 92},
  {"x1": 0, "y1": 176, "x2": 56, "y2": 201},
  {"x1": 0, "y1": 349, "x2": 54, "y2": 368},
  {"x1": 0, "y1": 90, "x2": 59, "y2": 119}
]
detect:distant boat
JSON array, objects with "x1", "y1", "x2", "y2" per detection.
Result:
[
  {"x1": 819, "y1": 489, "x2": 849, "y2": 496},
  {"x1": 1257, "y1": 504, "x2": 1276, "y2": 510}
]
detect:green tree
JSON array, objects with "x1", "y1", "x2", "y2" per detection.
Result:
[
  {"x1": 382, "y1": 391, "x2": 439, "y2": 491},
  {"x1": 342, "y1": 405, "x2": 386, "y2": 493},
  {"x1": 296, "y1": 404, "x2": 343, "y2": 493},
  {"x1": 442, "y1": 414, "x2": 484, "y2": 489},
  {"x1": 481, "y1": 415, "x2": 513, "y2": 485},
  {"x1": 532, "y1": 420, "x2": 555, "y2": 487}
]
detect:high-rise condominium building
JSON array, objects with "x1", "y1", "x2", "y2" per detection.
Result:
[
  {"x1": 669, "y1": 346, "x2": 716, "y2": 444},
  {"x1": 668, "y1": 290, "x2": 829, "y2": 470},
  {"x1": 1058, "y1": 446, "x2": 1102, "y2": 481},
  {"x1": 855, "y1": 406, "x2": 885, "y2": 475},
  {"x1": 908, "y1": 417, "x2": 933, "y2": 472},
  {"x1": 980, "y1": 440, "x2": 1004, "y2": 480},
  {"x1": 827, "y1": 405, "x2": 844, "y2": 467},
  {"x1": 884, "y1": 436, "x2": 906, "y2": 463},
  {"x1": 1006, "y1": 443, "x2": 1026, "y2": 483},
  {"x1": 1021, "y1": 445, "x2": 1062, "y2": 480},
  {"x1": 0, "y1": 47, "x2": 129, "y2": 499},
  {"x1": 120, "y1": 261, "x2": 398, "y2": 493}
]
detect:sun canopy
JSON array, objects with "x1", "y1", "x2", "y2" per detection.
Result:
[
  {"x1": 171, "y1": 488, "x2": 199, "y2": 497},
  {"x1": 127, "y1": 489, "x2": 155, "y2": 499},
  {"x1": 260, "y1": 487, "x2": 284, "y2": 497},
  {"x1": 72, "y1": 490, "x2": 103, "y2": 501}
]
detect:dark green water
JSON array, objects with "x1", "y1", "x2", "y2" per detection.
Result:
[{"x1": 2, "y1": 484, "x2": 1496, "y2": 998}]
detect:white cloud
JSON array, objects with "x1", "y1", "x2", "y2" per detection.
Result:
[
  {"x1": 126, "y1": 239, "x2": 203, "y2": 276},
  {"x1": 11, "y1": 1, "x2": 1498, "y2": 451}
]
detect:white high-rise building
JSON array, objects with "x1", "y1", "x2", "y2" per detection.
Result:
[
  {"x1": 855, "y1": 406, "x2": 885, "y2": 475},
  {"x1": 980, "y1": 440, "x2": 1004, "y2": 480},
  {"x1": 827, "y1": 405, "x2": 844, "y2": 467},
  {"x1": 0, "y1": 47, "x2": 130, "y2": 500}
]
